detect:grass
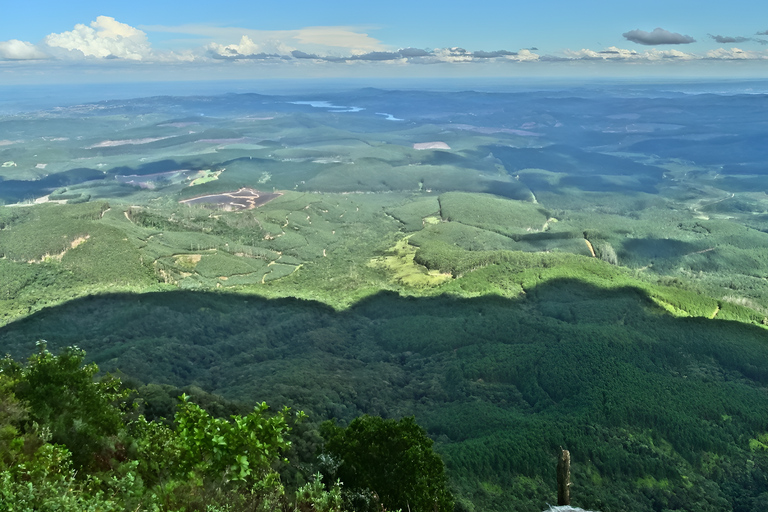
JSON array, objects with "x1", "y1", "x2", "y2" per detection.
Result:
[
  {"x1": 368, "y1": 237, "x2": 452, "y2": 288},
  {"x1": 189, "y1": 169, "x2": 222, "y2": 186}
]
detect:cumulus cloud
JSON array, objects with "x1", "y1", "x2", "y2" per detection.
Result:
[
  {"x1": 18, "y1": 16, "x2": 768, "y2": 71},
  {"x1": 43, "y1": 16, "x2": 152, "y2": 60},
  {"x1": 710, "y1": 34, "x2": 750, "y2": 43},
  {"x1": 0, "y1": 40, "x2": 48, "y2": 60},
  {"x1": 564, "y1": 46, "x2": 694, "y2": 61},
  {"x1": 508, "y1": 49, "x2": 539, "y2": 61},
  {"x1": 705, "y1": 47, "x2": 766, "y2": 60},
  {"x1": 432, "y1": 47, "x2": 473, "y2": 62},
  {"x1": 565, "y1": 46, "x2": 637, "y2": 60},
  {"x1": 207, "y1": 35, "x2": 294, "y2": 59},
  {"x1": 758, "y1": 30, "x2": 768, "y2": 35},
  {"x1": 623, "y1": 28, "x2": 696, "y2": 45},
  {"x1": 643, "y1": 48, "x2": 697, "y2": 60}
]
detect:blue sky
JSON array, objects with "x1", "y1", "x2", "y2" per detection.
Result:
[{"x1": 3, "y1": 0, "x2": 768, "y2": 83}]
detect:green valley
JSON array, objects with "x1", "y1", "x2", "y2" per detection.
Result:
[{"x1": 3, "y1": 86, "x2": 768, "y2": 511}]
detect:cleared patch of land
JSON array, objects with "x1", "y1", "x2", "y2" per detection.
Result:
[{"x1": 180, "y1": 188, "x2": 282, "y2": 210}]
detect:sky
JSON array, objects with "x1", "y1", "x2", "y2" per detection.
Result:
[{"x1": 2, "y1": 0, "x2": 768, "y2": 84}]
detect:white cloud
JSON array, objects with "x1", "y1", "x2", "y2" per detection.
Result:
[
  {"x1": 144, "y1": 24, "x2": 386, "y2": 57},
  {"x1": 644, "y1": 48, "x2": 696, "y2": 60},
  {"x1": 565, "y1": 46, "x2": 638, "y2": 60},
  {"x1": 8, "y1": 16, "x2": 768, "y2": 74},
  {"x1": 43, "y1": 16, "x2": 152, "y2": 60},
  {"x1": 207, "y1": 35, "x2": 295, "y2": 58},
  {"x1": 432, "y1": 47, "x2": 473, "y2": 62},
  {"x1": 414, "y1": 47, "x2": 540, "y2": 64},
  {"x1": 506, "y1": 49, "x2": 539, "y2": 62},
  {"x1": 705, "y1": 47, "x2": 766, "y2": 60},
  {"x1": 564, "y1": 46, "x2": 695, "y2": 61},
  {"x1": 294, "y1": 27, "x2": 384, "y2": 53},
  {"x1": 0, "y1": 40, "x2": 48, "y2": 60}
]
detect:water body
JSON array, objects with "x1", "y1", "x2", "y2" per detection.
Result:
[
  {"x1": 288, "y1": 101, "x2": 365, "y2": 113},
  {"x1": 375, "y1": 112, "x2": 404, "y2": 121}
]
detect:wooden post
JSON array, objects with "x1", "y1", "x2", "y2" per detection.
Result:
[{"x1": 557, "y1": 448, "x2": 571, "y2": 506}]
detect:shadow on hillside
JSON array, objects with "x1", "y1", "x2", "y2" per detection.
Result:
[
  {"x1": 0, "y1": 168, "x2": 106, "y2": 203},
  {"x1": 621, "y1": 237, "x2": 701, "y2": 261},
  {"x1": 2, "y1": 278, "x2": 767, "y2": 388},
  {"x1": 4, "y1": 271, "x2": 768, "y2": 512},
  {"x1": 110, "y1": 158, "x2": 209, "y2": 177},
  {"x1": 486, "y1": 144, "x2": 665, "y2": 195}
]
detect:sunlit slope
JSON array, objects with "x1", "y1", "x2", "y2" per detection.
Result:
[
  {"x1": 6, "y1": 88, "x2": 768, "y2": 317},
  {"x1": 5, "y1": 189, "x2": 768, "y2": 330}
]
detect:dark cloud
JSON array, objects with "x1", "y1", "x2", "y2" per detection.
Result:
[
  {"x1": 285, "y1": 46, "x2": 533, "y2": 64},
  {"x1": 758, "y1": 30, "x2": 768, "y2": 35},
  {"x1": 208, "y1": 50, "x2": 284, "y2": 60},
  {"x1": 623, "y1": 28, "x2": 696, "y2": 45},
  {"x1": 291, "y1": 50, "x2": 320, "y2": 59},
  {"x1": 398, "y1": 47, "x2": 431, "y2": 57},
  {"x1": 292, "y1": 48, "x2": 433, "y2": 62},
  {"x1": 709, "y1": 34, "x2": 750, "y2": 43},
  {"x1": 290, "y1": 50, "x2": 344, "y2": 62},
  {"x1": 351, "y1": 51, "x2": 402, "y2": 61},
  {"x1": 539, "y1": 55, "x2": 569, "y2": 62},
  {"x1": 472, "y1": 50, "x2": 517, "y2": 58}
]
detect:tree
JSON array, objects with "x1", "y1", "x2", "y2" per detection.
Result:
[
  {"x1": 320, "y1": 415, "x2": 453, "y2": 512},
  {"x1": 1, "y1": 341, "x2": 126, "y2": 471},
  {"x1": 0, "y1": 352, "x2": 134, "y2": 512},
  {"x1": 0, "y1": 344, "x2": 313, "y2": 511},
  {"x1": 131, "y1": 394, "x2": 302, "y2": 511}
]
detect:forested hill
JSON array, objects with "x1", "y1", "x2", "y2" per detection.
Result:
[
  {"x1": 4, "y1": 86, "x2": 768, "y2": 511},
  {"x1": 2, "y1": 277, "x2": 768, "y2": 512}
]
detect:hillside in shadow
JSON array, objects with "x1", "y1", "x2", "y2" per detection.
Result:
[{"x1": 2, "y1": 279, "x2": 768, "y2": 512}]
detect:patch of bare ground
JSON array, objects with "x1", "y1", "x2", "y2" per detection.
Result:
[
  {"x1": 584, "y1": 239, "x2": 596, "y2": 258},
  {"x1": 180, "y1": 188, "x2": 282, "y2": 210},
  {"x1": 27, "y1": 235, "x2": 90, "y2": 263}
]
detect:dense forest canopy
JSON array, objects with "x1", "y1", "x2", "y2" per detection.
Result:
[{"x1": 3, "y1": 84, "x2": 768, "y2": 511}]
